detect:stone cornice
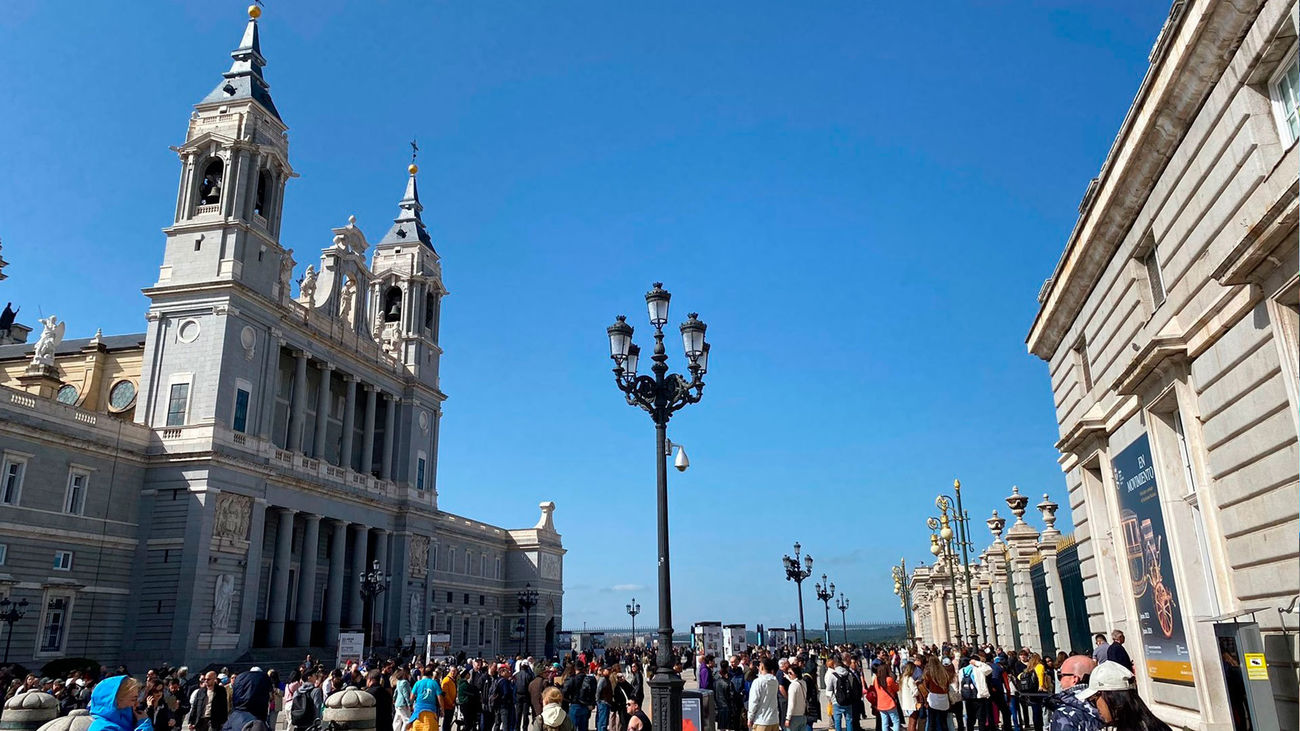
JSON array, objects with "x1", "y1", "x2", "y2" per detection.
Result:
[{"x1": 1027, "y1": 0, "x2": 1262, "y2": 360}]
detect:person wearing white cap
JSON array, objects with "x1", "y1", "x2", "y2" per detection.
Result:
[{"x1": 1076, "y1": 662, "x2": 1172, "y2": 731}]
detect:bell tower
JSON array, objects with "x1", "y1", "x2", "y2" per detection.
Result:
[{"x1": 154, "y1": 4, "x2": 294, "y2": 300}]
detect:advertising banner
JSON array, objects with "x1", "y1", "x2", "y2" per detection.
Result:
[
  {"x1": 723, "y1": 625, "x2": 746, "y2": 657},
  {"x1": 1112, "y1": 433, "x2": 1194, "y2": 685},
  {"x1": 693, "y1": 622, "x2": 723, "y2": 659},
  {"x1": 425, "y1": 633, "x2": 451, "y2": 664}
]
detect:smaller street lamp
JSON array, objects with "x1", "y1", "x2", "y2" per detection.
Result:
[
  {"x1": 518, "y1": 583, "x2": 539, "y2": 656},
  {"x1": 0, "y1": 597, "x2": 29, "y2": 664},
  {"x1": 834, "y1": 593, "x2": 850, "y2": 644},
  {"x1": 814, "y1": 574, "x2": 836, "y2": 646},
  {"x1": 892, "y1": 559, "x2": 915, "y2": 646},
  {"x1": 626, "y1": 598, "x2": 641, "y2": 646},
  {"x1": 359, "y1": 559, "x2": 390, "y2": 662}
]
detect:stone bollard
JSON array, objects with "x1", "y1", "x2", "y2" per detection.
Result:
[
  {"x1": 33, "y1": 708, "x2": 90, "y2": 731},
  {"x1": 2, "y1": 693, "x2": 60, "y2": 731},
  {"x1": 322, "y1": 689, "x2": 376, "y2": 731}
]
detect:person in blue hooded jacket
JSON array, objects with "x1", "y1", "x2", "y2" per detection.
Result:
[
  {"x1": 89, "y1": 675, "x2": 155, "y2": 731},
  {"x1": 221, "y1": 672, "x2": 272, "y2": 731}
]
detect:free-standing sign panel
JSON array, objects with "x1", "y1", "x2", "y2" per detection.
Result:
[
  {"x1": 1113, "y1": 433, "x2": 1194, "y2": 685},
  {"x1": 337, "y1": 632, "x2": 365, "y2": 668}
]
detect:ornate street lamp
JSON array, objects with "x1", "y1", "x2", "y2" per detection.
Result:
[
  {"x1": 834, "y1": 593, "x2": 850, "y2": 645},
  {"x1": 782, "y1": 542, "x2": 814, "y2": 644},
  {"x1": 626, "y1": 598, "x2": 641, "y2": 647},
  {"x1": 928, "y1": 515, "x2": 963, "y2": 642},
  {"x1": 518, "y1": 583, "x2": 539, "y2": 656},
  {"x1": 933, "y1": 480, "x2": 980, "y2": 645},
  {"x1": 892, "y1": 559, "x2": 915, "y2": 646},
  {"x1": 607, "y1": 282, "x2": 710, "y2": 731},
  {"x1": 814, "y1": 574, "x2": 836, "y2": 646},
  {"x1": 359, "y1": 559, "x2": 389, "y2": 661},
  {"x1": 0, "y1": 597, "x2": 29, "y2": 664}
]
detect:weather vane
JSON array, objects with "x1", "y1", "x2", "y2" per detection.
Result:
[{"x1": 410, "y1": 138, "x2": 419, "y2": 164}]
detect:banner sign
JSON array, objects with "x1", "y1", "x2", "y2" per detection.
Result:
[
  {"x1": 1112, "y1": 433, "x2": 1193, "y2": 685},
  {"x1": 337, "y1": 632, "x2": 365, "y2": 668},
  {"x1": 425, "y1": 632, "x2": 451, "y2": 663}
]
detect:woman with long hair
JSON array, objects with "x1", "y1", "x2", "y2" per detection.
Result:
[
  {"x1": 872, "y1": 664, "x2": 902, "y2": 731},
  {"x1": 920, "y1": 656, "x2": 951, "y2": 731},
  {"x1": 899, "y1": 658, "x2": 923, "y2": 731},
  {"x1": 1020, "y1": 654, "x2": 1044, "y2": 731}
]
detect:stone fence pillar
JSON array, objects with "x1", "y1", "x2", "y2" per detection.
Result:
[
  {"x1": 324, "y1": 689, "x2": 376, "y2": 731},
  {"x1": 3, "y1": 693, "x2": 59, "y2": 731},
  {"x1": 33, "y1": 709, "x2": 90, "y2": 731}
]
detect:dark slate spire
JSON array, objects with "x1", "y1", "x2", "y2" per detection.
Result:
[
  {"x1": 378, "y1": 163, "x2": 434, "y2": 248},
  {"x1": 200, "y1": 5, "x2": 282, "y2": 121}
]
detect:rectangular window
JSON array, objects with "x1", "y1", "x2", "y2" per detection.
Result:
[
  {"x1": 1073, "y1": 338, "x2": 1093, "y2": 392},
  {"x1": 464, "y1": 551, "x2": 471, "y2": 574},
  {"x1": 38, "y1": 595, "x2": 71, "y2": 655},
  {"x1": 1172, "y1": 412, "x2": 1198, "y2": 497},
  {"x1": 479, "y1": 618, "x2": 486, "y2": 646},
  {"x1": 0, "y1": 544, "x2": 7, "y2": 565},
  {"x1": 64, "y1": 469, "x2": 90, "y2": 515},
  {"x1": 463, "y1": 593, "x2": 469, "y2": 605},
  {"x1": 431, "y1": 545, "x2": 438, "y2": 572},
  {"x1": 495, "y1": 558, "x2": 501, "y2": 579},
  {"x1": 447, "y1": 548, "x2": 455, "y2": 572},
  {"x1": 53, "y1": 550, "x2": 73, "y2": 572},
  {"x1": 1271, "y1": 46, "x2": 1300, "y2": 144},
  {"x1": 446, "y1": 591, "x2": 453, "y2": 603},
  {"x1": 479, "y1": 595, "x2": 485, "y2": 606},
  {"x1": 232, "y1": 388, "x2": 251, "y2": 433},
  {"x1": 462, "y1": 618, "x2": 470, "y2": 646},
  {"x1": 166, "y1": 382, "x2": 191, "y2": 426},
  {"x1": 1, "y1": 457, "x2": 26, "y2": 506},
  {"x1": 416, "y1": 457, "x2": 426, "y2": 490},
  {"x1": 1144, "y1": 246, "x2": 1165, "y2": 308},
  {"x1": 480, "y1": 555, "x2": 487, "y2": 576}
]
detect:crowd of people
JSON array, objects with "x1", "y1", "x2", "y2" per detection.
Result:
[{"x1": 0, "y1": 628, "x2": 1172, "y2": 731}]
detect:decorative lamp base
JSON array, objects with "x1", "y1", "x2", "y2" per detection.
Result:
[{"x1": 649, "y1": 669, "x2": 683, "y2": 731}]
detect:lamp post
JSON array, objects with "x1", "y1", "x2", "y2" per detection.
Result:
[
  {"x1": 928, "y1": 516, "x2": 962, "y2": 642},
  {"x1": 814, "y1": 574, "x2": 835, "y2": 646},
  {"x1": 834, "y1": 594, "x2": 849, "y2": 645},
  {"x1": 518, "y1": 583, "x2": 539, "y2": 657},
  {"x1": 892, "y1": 560, "x2": 914, "y2": 647},
  {"x1": 359, "y1": 559, "x2": 389, "y2": 662},
  {"x1": 626, "y1": 598, "x2": 641, "y2": 647},
  {"x1": 934, "y1": 480, "x2": 979, "y2": 645},
  {"x1": 0, "y1": 597, "x2": 28, "y2": 664},
  {"x1": 782, "y1": 542, "x2": 814, "y2": 644},
  {"x1": 607, "y1": 282, "x2": 710, "y2": 731}
]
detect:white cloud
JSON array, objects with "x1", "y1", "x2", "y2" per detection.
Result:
[{"x1": 610, "y1": 583, "x2": 645, "y2": 592}]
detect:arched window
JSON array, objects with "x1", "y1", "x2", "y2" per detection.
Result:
[
  {"x1": 424, "y1": 292, "x2": 436, "y2": 330},
  {"x1": 383, "y1": 286, "x2": 403, "y2": 323},
  {"x1": 253, "y1": 170, "x2": 270, "y2": 217},
  {"x1": 199, "y1": 159, "x2": 224, "y2": 206}
]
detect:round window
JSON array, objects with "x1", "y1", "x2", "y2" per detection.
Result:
[
  {"x1": 108, "y1": 380, "x2": 137, "y2": 411},
  {"x1": 56, "y1": 384, "x2": 79, "y2": 405}
]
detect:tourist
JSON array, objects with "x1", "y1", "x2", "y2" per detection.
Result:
[
  {"x1": 438, "y1": 667, "x2": 458, "y2": 731},
  {"x1": 784, "y1": 664, "x2": 807, "y2": 731},
  {"x1": 1042, "y1": 655, "x2": 1099, "y2": 731},
  {"x1": 491, "y1": 666, "x2": 516, "y2": 731},
  {"x1": 220, "y1": 672, "x2": 271, "y2": 731},
  {"x1": 959, "y1": 652, "x2": 992, "y2": 731},
  {"x1": 88, "y1": 676, "x2": 152, "y2": 731},
  {"x1": 1076, "y1": 662, "x2": 1170, "y2": 731},
  {"x1": 1091, "y1": 635, "x2": 1109, "y2": 666},
  {"x1": 186, "y1": 673, "x2": 228, "y2": 731},
  {"x1": 747, "y1": 658, "x2": 779, "y2": 731},
  {"x1": 514, "y1": 659, "x2": 536, "y2": 731},
  {"x1": 530, "y1": 688, "x2": 575, "y2": 731},
  {"x1": 624, "y1": 697, "x2": 650, "y2": 731},
  {"x1": 871, "y1": 664, "x2": 901, "y2": 731},
  {"x1": 1105, "y1": 632, "x2": 1134, "y2": 674},
  {"x1": 920, "y1": 656, "x2": 950, "y2": 731}
]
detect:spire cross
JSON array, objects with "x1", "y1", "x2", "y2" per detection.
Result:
[{"x1": 410, "y1": 138, "x2": 419, "y2": 164}]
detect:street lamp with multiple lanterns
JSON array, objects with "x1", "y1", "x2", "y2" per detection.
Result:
[
  {"x1": 606, "y1": 282, "x2": 710, "y2": 731},
  {"x1": 814, "y1": 574, "x2": 836, "y2": 646},
  {"x1": 359, "y1": 559, "x2": 389, "y2": 661},
  {"x1": 935, "y1": 480, "x2": 979, "y2": 644},
  {"x1": 626, "y1": 598, "x2": 641, "y2": 646},
  {"x1": 781, "y1": 542, "x2": 814, "y2": 644},
  {"x1": 0, "y1": 597, "x2": 29, "y2": 664},
  {"x1": 834, "y1": 593, "x2": 850, "y2": 644},
  {"x1": 517, "y1": 583, "x2": 539, "y2": 656},
  {"x1": 892, "y1": 559, "x2": 915, "y2": 645}
]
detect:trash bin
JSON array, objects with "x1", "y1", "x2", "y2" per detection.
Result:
[{"x1": 682, "y1": 689, "x2": 716, "y2": 731}]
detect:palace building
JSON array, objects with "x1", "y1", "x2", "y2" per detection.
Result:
[{"x1": 0, "y1": 7, "x2": 564, "y2": 671}]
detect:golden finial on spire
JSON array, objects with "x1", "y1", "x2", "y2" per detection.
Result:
[{"x1": 248, "y1": 4, "x2": 262, "y2": 19}]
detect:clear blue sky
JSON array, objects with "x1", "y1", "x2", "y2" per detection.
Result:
[{"x1": 0, "y1": 1, "x2": 1170, "y2": 628}]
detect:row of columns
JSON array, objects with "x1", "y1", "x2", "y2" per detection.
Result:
[
  {"x1": 278, "y1": 350, "x2": 400, "y2": 479},
  {"x1": 264, "y1": 507, "x2": 392, "y2": 648},
  {"x1": 911, "y1": 487, "x2": 1073, "y2": 654}
]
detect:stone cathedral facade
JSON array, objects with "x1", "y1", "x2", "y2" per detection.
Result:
[{"x1": 0, "y1": 8, "x2": 564, "y2": 671}]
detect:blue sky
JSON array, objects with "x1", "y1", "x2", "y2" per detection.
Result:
[{"x1": 0, "y1": 1, "x2": 1171, "y2": 628}]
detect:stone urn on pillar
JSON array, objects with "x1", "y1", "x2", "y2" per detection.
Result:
[
  {"x1": 4, "y1": 692, "x2": 60, "y2": 731},
  {"x1": 33, "y1": 709, "x2": 91, "y2": 731},
  {"x1": 324, "y1": 689, "x2": 377, "y2": 731}
]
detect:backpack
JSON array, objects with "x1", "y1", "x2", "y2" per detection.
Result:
[
  {"x1": 289, "y1": 685, "x2": 318, "y2": 729},
  {"x1": 579, "y1": 674, "x2": 598, "y2": 706},
  {"x1": 864, "y1": 681, "x2": 878, "y2": 708},
  {"x1": 1015, "y1": 669, "x2": 1038, "y2": 694},
  {"x1": 959, "y1": 668, "x2": 977, "y2": 701},
  {"x1": 833, "y1": 672, "x2": 856, "y2": 707}
]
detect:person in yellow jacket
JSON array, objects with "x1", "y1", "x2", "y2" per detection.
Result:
[{"x1": 439, "y1": 668, "x2": 459, "y2": 731}]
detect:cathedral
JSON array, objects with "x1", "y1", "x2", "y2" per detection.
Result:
[{"x1": 0, "y1": 6, "x2": 564, "y2": 671}]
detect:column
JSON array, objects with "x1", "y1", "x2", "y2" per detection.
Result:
[
  {"x1": 288, "y1": 351, "x2": 309, "y2": 452},
  {"x1": 373, "y1": 529, "x2": 389, "y2": 644},
  {"x1": 295, "y1": 514, "x2": 321, "y2": 646},
  {"x1": 347, "y1": 523, "x2": 369, "y2": 628},
  {"x1": 381, "y1": 394, "x2": 396, "y2": 481},
  {"x1": 340, "y1": 377, "x2": 358, "y2": 471},
  {"x1": 424, "y1": 535, "x2": 436, "y2": 639},
  {"x1": 972, "y1": 584, "x2": 987, "y2": 645},
  {"x1": 313, "y1": 363, "x2": 334, "y2": 460},
  {"x1": 361, "y1": 387, "x2": 377, "y2": 475},
  {"x1": 1037, "y1": 494, "x2": 1071, "y2": 654},
  {"x1": 1006, "y1": 487, "x2": 1042, "y2": 652},
  {"x1": 933, "y1": 590, "x2": 949, "y2": 644},
  {"x1": 981, "y1": 582, "x2": 998, "y2": 648},
  {"x1": 259, "y1": 339, "x2": 282, "y2": 439},
  {"x1": 266, "y1": 508, "x2": 296, "y2": 648},
  {"x1": 237, "y1": 500, "x2": 268, "y2": 653},
  {"x1": 323, "y1": 519, "x2": 347, "y2": 642}
]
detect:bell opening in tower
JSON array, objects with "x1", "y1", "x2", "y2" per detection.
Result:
[
  {"x1": 199, "y1": 159, "x2": 224, "y2": 206},
  {"x1": 383, "y1": 286, "x2": 402, "y2": 323},
  {"x1": 254, "y1": 170, "x2": 270, "y2": 218}
]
